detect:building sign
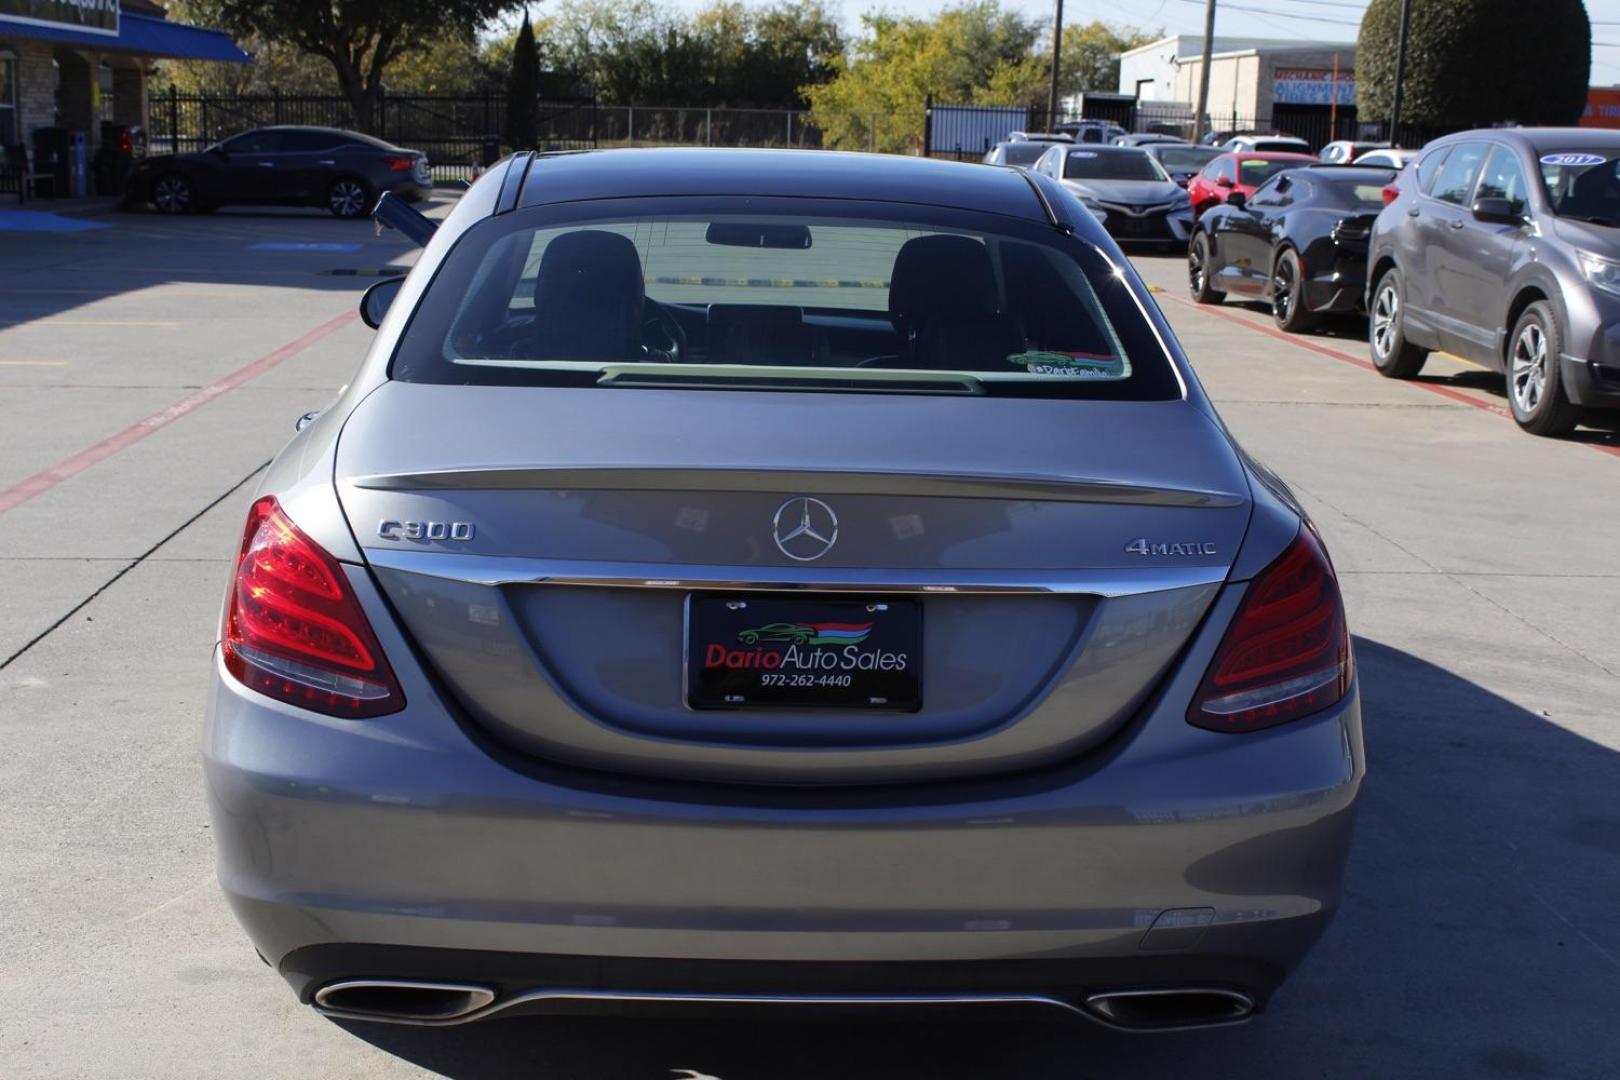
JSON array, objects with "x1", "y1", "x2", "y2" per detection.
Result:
[
  {"x1": 1274, "y1": 67, "x2": 1354, "y2": 106},
  {"x1": 0, "y1": 0, "x2": 119, "y2": 36},
  {"x1": 1581, "y1": 88, "x2": 1620, "y2": 129}
]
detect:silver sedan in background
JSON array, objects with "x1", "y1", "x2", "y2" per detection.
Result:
[{"x1": 204, "y1": 148, "x2": 1363, "y2": 1034}]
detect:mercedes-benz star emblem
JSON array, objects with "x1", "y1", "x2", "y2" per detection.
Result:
[{"x1": 772, "y1": 497, "x2": 838, "y2": 561}]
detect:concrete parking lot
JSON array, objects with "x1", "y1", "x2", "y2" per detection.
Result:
[{"x1": 1, "y1": 202, "x2": 1618, "y2": 1079}]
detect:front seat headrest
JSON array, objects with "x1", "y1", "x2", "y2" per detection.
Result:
[
  {"x1": 888, "y1": 234, "x2": 1000, "y2": 333},
  {"x1": 532, "y1": 230, "x2": 645, "y2": 360}
]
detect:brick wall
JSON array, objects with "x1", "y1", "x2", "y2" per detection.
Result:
[{"x1": 8, "y1": 39, "x2": 57, "y2": 143}]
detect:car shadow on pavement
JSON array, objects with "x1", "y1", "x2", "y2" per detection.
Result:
[{"x1": 337, "y1": 637, "x2": 1620, "y2": 1080}]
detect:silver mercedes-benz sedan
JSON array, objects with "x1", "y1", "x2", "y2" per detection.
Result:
[{"x1": 204, "y1": 148, "x2": 1363, "y2": 1033}]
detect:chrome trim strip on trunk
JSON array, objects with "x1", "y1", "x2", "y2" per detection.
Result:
[
  {"x1": 345, "y1": 466, "x2": 1246, "y2": 509},
  {"x1": 360, "y1": 550, "x2": 1229, "y2": 598}
]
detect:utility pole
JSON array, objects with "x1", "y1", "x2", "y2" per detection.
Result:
[
  {"x1": 1047, "y1": 0, "x2": 1065, "y2": 126},
  {"x1": 1192, "y1": 0, "x2": 1217, "y2": 142},
  {"x1": 1389, "y1": 0, "x2": 1414, "y2": 145}
]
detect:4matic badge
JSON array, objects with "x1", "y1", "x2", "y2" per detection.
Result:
[{"x1": 1125, "y1": 537, "x2": 1218, "y2": 557}]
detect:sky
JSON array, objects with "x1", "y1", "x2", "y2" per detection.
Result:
[{"x1": 654, "y1": 0, "x2": 1620, "y2": 84}]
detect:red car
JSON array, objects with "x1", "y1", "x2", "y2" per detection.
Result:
[{"x1": 1187, "y1": 151, "x2": 1316, "y2": 218}]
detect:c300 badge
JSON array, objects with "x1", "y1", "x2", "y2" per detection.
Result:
[{"x1": 1125, "y1": 538, "x2": 1217, "y2": 557}]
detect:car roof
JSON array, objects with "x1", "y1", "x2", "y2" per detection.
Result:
[
  {"x1": 1434, "y1": 127, "x2": 1620, "y2": 153},
  {"x1": 247, "y1": 125, "x2": 395, "y2": 148},
  {"x1": 1222, "y1": 151, "x2": 1316, "y2": 161},
  {"x1": 512, "y1": 148, "x2": 1049, "y2": 222}
]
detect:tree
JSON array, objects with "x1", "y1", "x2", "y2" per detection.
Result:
[
  {"x1": 506, "y1": 12, "x2": 541, "y2": 148},
  {"x1": 1357, "y1": 0, "x2": 1589, "y2": 132},
  {"x1": 982, "y1": 21, "x2": 1159, "y2": 108},
  {"x1": 804, "y1": 2, "x2": 1043, "y2": 153},
  {"x1": 216, "y1": 0, "x2": 511, "y2": 132}
]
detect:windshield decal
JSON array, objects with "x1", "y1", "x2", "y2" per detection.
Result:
[
  {"x1": 1011, "y1": 350, "x2": 1125, "y2": 378},
  {"x1": 1540, "y1": 153, "x2": 1608, "y2": 167}
]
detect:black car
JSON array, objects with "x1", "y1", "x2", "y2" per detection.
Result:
[
  {"x1": 1188, "y1": 164, "x2": 1396, "y2": 332},
  {"x1": 127, "y1": 126, "x2": 431, "y2": 218}
]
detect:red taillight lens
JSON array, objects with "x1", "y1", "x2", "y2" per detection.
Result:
[
  {"x1": 386, "y1": 156, "x2": 415, "y2": 171},
  {"x1": 1188, "y1": 526, "x2": 1351, "y2": 732},
  {"x1": 222, "y1": 496, "x2": 404, "y2": 718},
  {"x1": 1381, "y1": 182, "x2": 1399, "y2": 205}
]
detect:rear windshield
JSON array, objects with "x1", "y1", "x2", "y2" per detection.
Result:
[
  {"x1": 389, "y1": 198, "x2": 1181, "y2": 400},
  {"x1": 1237, "y1": 158, "x2": 1298, "y2": 185},
  {"x1": 1154, "y1": 146, "x2": 1221, "y2": 171},
  {"x1": 1537, "y1": 151, "x2": 1620, "y2": 223},
  {"x1": 998, "y1": 142, "x2": 1048, "y2": 166},
  {"x1": 1320, "y1": 176, "x2": 1391, "y2": 208},
  {"x1": 1062, "y1": 151, "x2": 1167, "y2": 181},
  {"x1": 1250, "y1": 140, "x2": 1307, "y2": 153}
]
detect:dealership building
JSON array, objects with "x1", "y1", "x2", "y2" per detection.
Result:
[
  {"x1": 1, "y1": 0, "x2": 243, "y2": 169},
  {"x1": 1116, "y1": 34, "x2": 1357, "y2": 136}
]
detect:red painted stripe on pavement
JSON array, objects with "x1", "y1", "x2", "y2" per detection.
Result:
[
  {"x1": 0, "y1": 310, "x2": 359, "y2": 516},
  {"x1": 1160, "y1": 293, "x2": 1620, "y2": 460}
]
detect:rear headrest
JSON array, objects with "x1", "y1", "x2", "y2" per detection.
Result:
[
  {"x1": 532, "y1": 230, "x2": 645, "y2": 360},
  {"x1": 888, "y1": 235, "x2": 999, "y2": 328}
]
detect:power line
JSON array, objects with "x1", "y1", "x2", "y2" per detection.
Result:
[{"x1": 1170, "y1": 0, "x2": 1361, "y2": 28}]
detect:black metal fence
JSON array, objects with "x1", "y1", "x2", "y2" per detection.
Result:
[{"x1": 149, "y1": 88, "x2": 597, "y2": 179}]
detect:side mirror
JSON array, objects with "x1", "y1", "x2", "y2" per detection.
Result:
[
  {"x1": 1472, "y1": 197, "x2": 1524, "y2": 225},
  {"x1": 1215, "y1": 175, "x2": 1235, "y2": 188},
  {"x1": 359, "y1": 276, "x2": 405, "y2": 330},
  {"x1": 1225, "y1": 191, "x2": 1247, "y2": 209}
]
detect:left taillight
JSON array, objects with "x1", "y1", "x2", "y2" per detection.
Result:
[
  {"x1": 385, "y1": 155, "x2": 415, "y2": 172},
  {"x1": 222, "y1": 496, "x2": 404, "y2": 718},
  {"x1": 1187, "y1": 525, "x2": 1352, "y2": 733}
]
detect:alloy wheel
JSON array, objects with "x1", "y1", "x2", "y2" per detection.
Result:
[
  {"x1": 154, "y1": 176, "x2": 190, "y2": 213},
  {"x1": 1273, "y1": 258, "x2": 1295, "y2": 322},
  {"x1": 330, "y1": 181, "x2": 367, "y2": 218},
  {"x1": 1510, "y1": 322, "x2": 1548, "y2": 414},
  {"x1": 1189, "y1": 244, "x2": 1205, "y2": 295},
  {"x1": 1371, "y1": 282, "x2": 1398, "y2": 361}
]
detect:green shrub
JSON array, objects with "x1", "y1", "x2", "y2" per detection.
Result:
[{"x1": 1357, "y1": 0, "x2": 1590, "y2": 128}]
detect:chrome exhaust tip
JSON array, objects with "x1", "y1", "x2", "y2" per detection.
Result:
[
  {"x1": 1083, "y1": 987, "x2": 1255, "y2": 1031},
  {"x1": 312, "y1": 979, "x2": 497, "y2": 1024}
]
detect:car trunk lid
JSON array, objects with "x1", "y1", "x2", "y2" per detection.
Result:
[{"x1": 335, "y1": 382, "x2": 1252, "y2": 784}]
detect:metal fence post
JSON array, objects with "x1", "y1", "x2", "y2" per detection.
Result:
[
  {"x1": 785, "y1": 110, "x2": 792, "y2": 147},
  {"x1": 273, "y1": 87, "x2": 281, "y2": 126},
  {"x1": 169, "y1": 85, "x2": 179, "y2": 154},
  {"x1": 869, "y1": 113, "x2": 876, "y2": 153},
  {"x1": 628, "y1": 105, "x2": 634, "y2": 146},
  {"x1": 706, "y1": 108, "x2": 712, "y2": 146},
  {"x1": 922, "y1": 94, "x2": 933, "y2": 157}
]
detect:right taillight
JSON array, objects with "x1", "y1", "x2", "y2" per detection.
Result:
[
  {"x1": 1188, "y1": 525, "x2": 1352, "y2": 733},
  {"x1": 1381, "y1": 182, "x2": 1399, "y2": 205},
  {"x1": 222, "y1": 495, "x2": 404, "y2": 718}
]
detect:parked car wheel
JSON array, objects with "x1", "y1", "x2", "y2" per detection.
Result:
[
  {"x1": 1506, "y1": 301, "x2": 1582, "y2": 437},
  {"x1": 152, "y1": 173, "x2": 195, "y2": 215},
  {"x1": 1271, "y1": 248, "x2": 1317, "y2": 333},
  {"x1": 1188, "y1": 233, "x2": 1224, "y2": 304},
  {"x1": 1368, "y1": 268, "x2": 1427, "y2": 378},
  {"x1": 328, "y1": 178, "x2": 371, "y2": 219}
]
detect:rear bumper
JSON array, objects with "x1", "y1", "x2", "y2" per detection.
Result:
[
  {"x1": 385, "y1": 177, "x2": 433, "y2": 202},
  {"x1": 205, "y1": 607, "x2": 1364, "y2": 1013}
]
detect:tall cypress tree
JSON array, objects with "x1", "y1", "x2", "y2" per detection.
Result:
[{"x1": 505, "y1": 12, "x2": 541, "y2": 149}]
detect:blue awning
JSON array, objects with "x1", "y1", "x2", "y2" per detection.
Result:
[{"x1": 0, "y1": 12, "x2": 248, "y2": 63}]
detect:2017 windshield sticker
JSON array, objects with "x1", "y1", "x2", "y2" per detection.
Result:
[
  {"x1": 1540, "y1": 153, "x2": 1608, "y2": 167},
  {"x1": 1010, "y1": 350, "x2": 1126, "y2": 378}
]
